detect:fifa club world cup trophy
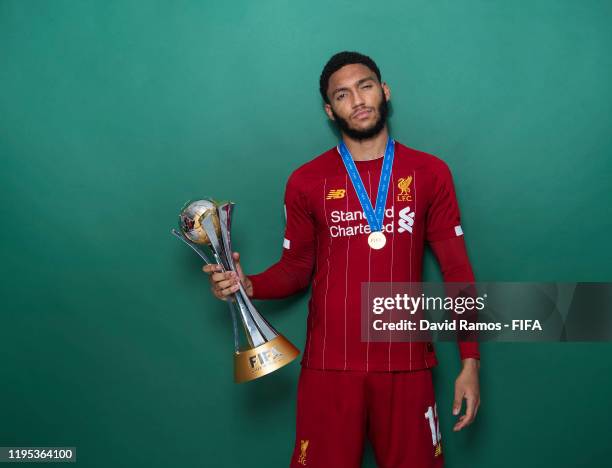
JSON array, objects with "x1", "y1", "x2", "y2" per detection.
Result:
[{"x1": 171, "y1": 199, "x2": 299, "y2": 383}]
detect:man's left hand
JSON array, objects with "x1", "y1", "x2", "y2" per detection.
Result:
[{"x1": 452, "y1": 358, "x2": 480, "y2": 431}]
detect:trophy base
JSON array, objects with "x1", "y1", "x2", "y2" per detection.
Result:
[{"x1": 234, "y1": 335, "x2": 300, "y2": 383}]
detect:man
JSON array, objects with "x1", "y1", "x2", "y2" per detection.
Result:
[{"x1": 204, "y1": 51, "x2": 480, "y2": 467}]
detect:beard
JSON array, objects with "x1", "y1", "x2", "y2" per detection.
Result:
[{"x1": 331, "y1": 95, "x2": 389, "y2": 141}]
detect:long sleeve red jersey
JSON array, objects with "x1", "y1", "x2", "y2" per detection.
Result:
[{"x1": 248, "y1": 141, "x2": 480, "y2": 371}]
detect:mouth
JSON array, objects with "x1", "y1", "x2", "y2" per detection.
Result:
[{"x1": 352, "y1": 108, "x2": 373, "y2": 120}]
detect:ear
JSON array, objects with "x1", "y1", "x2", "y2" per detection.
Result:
[
  {"x1": 382, "y1": 82, "x2": 391, "y2": 102},
  {"x1": 324, "y1": 103, "x2": 335, "y2": 121}
]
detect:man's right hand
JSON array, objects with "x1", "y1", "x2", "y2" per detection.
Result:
[{"x1": 202, "y1": 251, "x2": 253, "y2": 300}]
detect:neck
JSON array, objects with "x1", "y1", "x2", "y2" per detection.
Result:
[{"x1": 341, "y1": 127, "x2": 389, "y2": 161}]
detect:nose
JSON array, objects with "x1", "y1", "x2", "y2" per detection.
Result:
[{"x1": 352, "y1": 88, "x2": 366, "y2": 108}]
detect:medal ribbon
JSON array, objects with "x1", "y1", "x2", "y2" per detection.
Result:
[{"x1": 337, "y1": 137, "x2": 395, "y2": 233}]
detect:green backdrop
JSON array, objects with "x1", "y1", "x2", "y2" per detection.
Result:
[{"x1": 2, "y1": 1, "x2": 611, "y2": 467}]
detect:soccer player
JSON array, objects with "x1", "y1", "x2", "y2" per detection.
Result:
[{"x1": 204, "y1": 51, "x2": 480, "y2": 467}]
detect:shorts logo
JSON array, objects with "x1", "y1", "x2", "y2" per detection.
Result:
[
  {"x1": 326, "y1": 189, "x2": 345, "y2": 200},
  {"x1": 297, "y1": 439, "x2": 309, "y2": 465},
  {"x1": 397, "y1": 176, "x2": 413, "y2": 202},
  {"x1": 397, "y1": 206, "x2": 415, "y2": 233},
  {"x1": 434, "y1": 442, "x2": 443, "y2": 458}
]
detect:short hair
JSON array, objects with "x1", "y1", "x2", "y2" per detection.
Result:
[{"x1": 319, "y1": 51, "x2": 382, "y2": 103}]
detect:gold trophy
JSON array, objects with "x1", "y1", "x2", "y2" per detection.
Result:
[{"x1": 171, "y1": 199, "x2": 299, "y2": 383}]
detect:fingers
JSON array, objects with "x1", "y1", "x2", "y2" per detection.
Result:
[
  {"x1": 452, "y1": 385, "x2": 466, "y2": 432},
  {"x1": 452, "y1": 389, "x2": 464, "y2": 416},
  {"x1": 453, "y1": 415, "x2": 469, "y2": 432},
  {"x1": 213, "y1": 271, "x2": 241, "y2": 299},
  {"x1": 203, "y1": 252, "x2": 242, "y2": 272},
  {"x1": 453, "y1": 395, "x2": 479, "y2": 431},
  {"x1": 464, "y1": 396, "x2": 476, "y2": 424},
  {"x1": 232, "y1": 252, "x2": 246, "y2": 277},
  {"x1": 216, "y1": 275, "x2": 239, "y2": 292},
  {"x1": 202, "y1": 264, "x2": 241, "y2": 300},
  {"x1": 202, "y1": 264, "x2": 220, "y2": 274}
]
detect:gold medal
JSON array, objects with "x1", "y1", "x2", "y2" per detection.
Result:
[{"x1": 367, "y1": 231, "x2": 386, "y2": 249}]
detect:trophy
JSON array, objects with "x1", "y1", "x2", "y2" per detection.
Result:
[{"x1": 171, "y1": 198, "x2": 299, "y2": 383}]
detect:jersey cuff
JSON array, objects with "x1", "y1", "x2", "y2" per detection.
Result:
[{"x1": 458, "y1": 341, "x2": 480, "y2": 361}]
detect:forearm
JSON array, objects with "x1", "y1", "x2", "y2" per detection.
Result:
[
  {"x1": 248, "y1": 263, "x2": 311, "y2": 299},
  {"x1": 430, "y1": 236, "x2": 480, "y2": 361},
  {"x1": 247, "y1": 241, "x2": 314, "y2": 300}
]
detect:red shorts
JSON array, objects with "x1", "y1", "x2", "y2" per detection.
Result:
[{"x1": 290, "y1": 367, "x2": 444, "y2": 468}]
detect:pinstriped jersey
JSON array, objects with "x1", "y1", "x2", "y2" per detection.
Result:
[{"x1": 272, "y1": 141, "x2": 469, "y2": 371}]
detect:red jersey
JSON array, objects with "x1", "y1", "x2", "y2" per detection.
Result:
[{"x1": 249, "y1": 141, "x2": 479, "y2": 371}]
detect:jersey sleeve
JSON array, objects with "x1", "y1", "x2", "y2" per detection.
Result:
[
  {"x1": 247, "y1": 172, "x2": 316, "y2": 299},
  {"x1": 425, "y1": 162, "x2": 465, "y2": 243},
  {"x1": 429, "y1": 189, "x2": 480, "y2": 362}
]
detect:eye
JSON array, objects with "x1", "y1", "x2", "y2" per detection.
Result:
[
  {"x1": 362, "y1": 84, "x2": 373, "y2": 89},
  {"x1": 336, "y1": 93, "x2": 346, "y2": 101}
]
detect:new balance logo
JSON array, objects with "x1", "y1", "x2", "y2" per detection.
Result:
[
  {"x1": 397, "y1": 206, "x2": 415, "y2": 233},
  {"x1": 326, "y1": 189, "x2": 346, "y2": 200}
]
